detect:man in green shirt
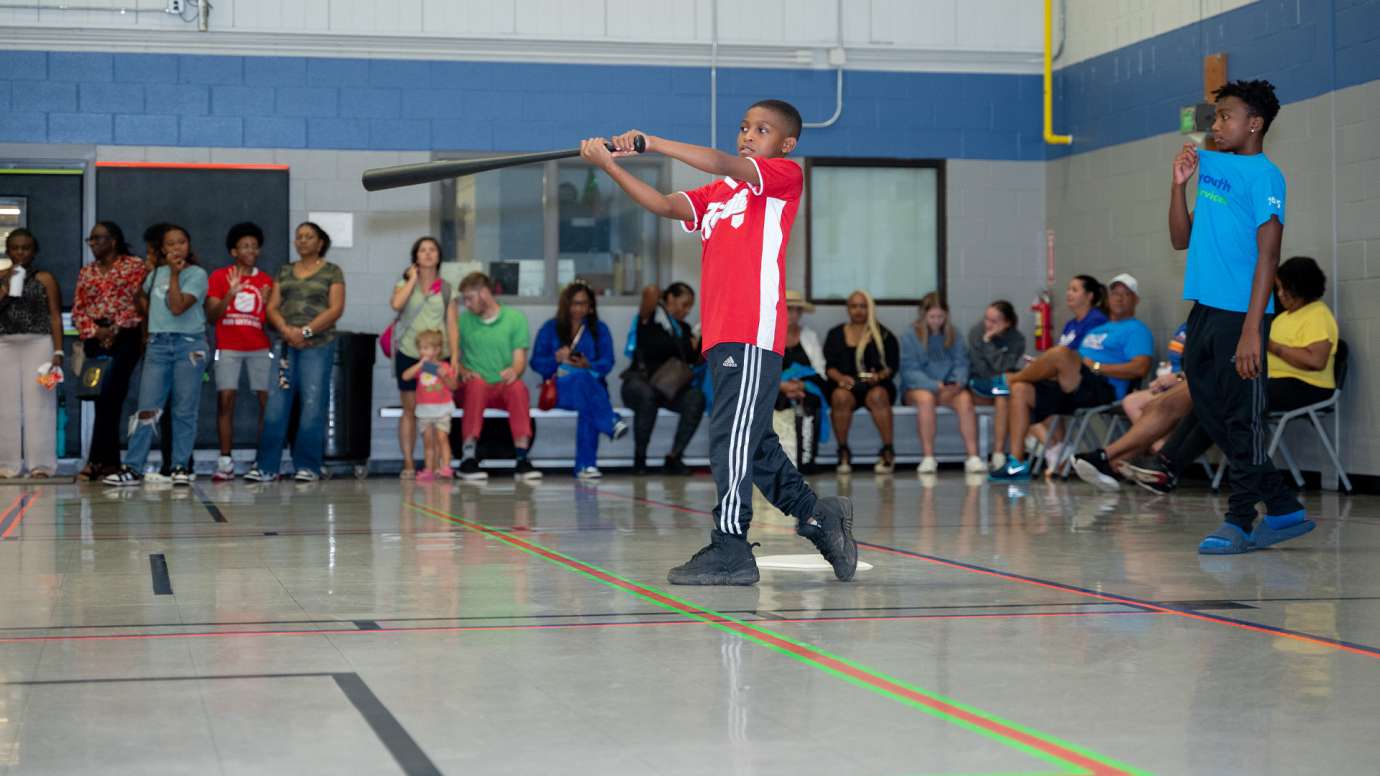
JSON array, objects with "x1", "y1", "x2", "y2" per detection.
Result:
[{"x1": 455, "y1": 272, "x2": 537, "y2": 481}]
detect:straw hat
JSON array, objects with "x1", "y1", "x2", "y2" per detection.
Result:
[{"x1": 784, "y1": 289, "x2": 814, "y2": 313}]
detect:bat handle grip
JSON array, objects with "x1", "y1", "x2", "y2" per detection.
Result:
[{"x1": 602, "y1": 134, "x2": 646, "y2": 154}]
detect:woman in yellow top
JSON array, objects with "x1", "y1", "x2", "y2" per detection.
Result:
[{"x1": 1266, "y1": 256, "x2": 1338, "y2": 411}]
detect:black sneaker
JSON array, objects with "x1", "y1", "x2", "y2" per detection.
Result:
[
  {"x1": 663, "y1": 455, "x2": 691, "y2": 476},
  {"x1": 102, "y1": 466, "x2": 143, "y2": 487},
  {"x1": 667, "y1": 532, "x2": 760, "y2": 586},
  {"x1": 170, "y1": 466, "x2": 196, "y2": 486},
  {"x1": 1072, "y1": 449, "x2": 1119, "y2": 492},
  {"x1": 1117, "y1": 455, "x2": 1177, "y2": 495},
  {"x1": 513, "y1": 459, "x2": 542, "y2": 481},
  {"x1": 797, "y1": 496, "x2": 858, "y2": 581},
  {"x1": 458, "y1": 458, "x2": 487, "y2": 481}
]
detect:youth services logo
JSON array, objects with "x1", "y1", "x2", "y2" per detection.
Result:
[
  {"x1": 1267, "y1": 195, "x2": 1282, "y2": 210},
  {"x1": 701, "y1": 188, "x2": 749, "y2": 239}
]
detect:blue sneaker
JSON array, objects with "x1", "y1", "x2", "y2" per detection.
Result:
[
  {"x1": 990, "y1": 374, "x2": 1011, "y2": 396},
  {"x1": 1198, "y1": 522, "x2": 1253, "y2": 555},
  {"x1": 1250, "y1": 509, "x2": 1316, "y2": 549},
  {"x1": 988, "y1": 457, "x2": 1031, "y2": 481}
]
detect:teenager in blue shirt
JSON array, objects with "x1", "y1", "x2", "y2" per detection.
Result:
[
  {"x1": 1169, "y1": 79, "x2": 1310, "y2": 554},
  {"x1": 990, "y1": 275, "x2": 1153, "y2": 481},
  {"x1": 1057, "y1": 275, "x2": 1109, "y2": 349},
  {"x1": 530, "y1": 281, "x2": 628, "y2": 479}
]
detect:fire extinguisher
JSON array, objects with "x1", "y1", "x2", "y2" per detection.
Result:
[{"x1": 1031, "y1": 291, "x2": 1053, "y2": 352}]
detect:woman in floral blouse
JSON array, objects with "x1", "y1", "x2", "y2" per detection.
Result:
[{"x1": 71, "y1": 221, "x2": 148, "y2": 479}]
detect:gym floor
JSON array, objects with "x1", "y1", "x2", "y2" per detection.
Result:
[{"x1": 1, "y1": 472, "x2": 1376, "y2": 775}]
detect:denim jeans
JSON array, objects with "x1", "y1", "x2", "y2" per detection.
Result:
[
  {"x1": 124, "y1": 333, "x2": 208, "y2": 472},
  {"x1": 555, "y1": 370, "x2": 619, "y2": 472},
  {"x1": 255, "y1": 341, "x2": 336, "y2": 476}
]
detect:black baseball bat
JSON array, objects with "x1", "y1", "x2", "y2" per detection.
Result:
[{"x1": 362, "y1": 135, "x2": 646, "y2": 192}]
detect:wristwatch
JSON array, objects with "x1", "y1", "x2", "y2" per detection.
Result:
[
  {"x1": 301, "y1": 326, "x2": 314, "y2": 340},
  {"x1": 1092, "y1": 361, "x2": 1102, "y2": 374}
]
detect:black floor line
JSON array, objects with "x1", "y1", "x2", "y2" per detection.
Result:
[
  {"x1": 2, "y1": 672, "x2": 441, "y2": 776},
  {"x1": 191, "y1": 485, "x2": 228, "y2": 523},
  {"x1": 149, "y1": 553, "x2": 173, "y2": 595},
  {"x1": 860, "y1": 540, "x2": 1380, "y2": 657}
]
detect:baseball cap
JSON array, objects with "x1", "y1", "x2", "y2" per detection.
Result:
[{"x1": 1109, "y1": 273, "x2": 1138, "y2": 295}]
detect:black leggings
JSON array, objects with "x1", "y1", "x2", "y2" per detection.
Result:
[
  {"x1": 82, "y1": 328, "x2": 142, "y2": 467},
  {"x1": 620, "y1": 371, "x2": 706, "y2": 465}
]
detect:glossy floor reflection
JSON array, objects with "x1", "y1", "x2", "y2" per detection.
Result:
[{"x1": 2, "y1": 472, "x2": 1378, "y2": 775}]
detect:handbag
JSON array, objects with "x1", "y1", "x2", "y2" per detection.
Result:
[
  {"x1": 381, "y1": 276, "x2": 451, "y2": 358},
  {"x1": 537, "y1": 325, "x2": 584, "y2": 411},
  {"x1": 77, "y1": 355, "x2": 113, "y2": 401},
  {"x1": 649, "y1": 357, "x2": 694, "y2": 402}
]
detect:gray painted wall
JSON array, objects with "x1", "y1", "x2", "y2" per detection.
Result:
[{"x1": 1046, "y1": 80, "x2": 1380, "y2": 478}]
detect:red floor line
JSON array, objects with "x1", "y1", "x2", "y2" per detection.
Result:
[
  {"x1": 0, "y1": 609, "x2": 1159, "y2": 645},
  {"x1": 407, "y1": 502, "x2": 1136, "y2": 776},
  {"x1": 599, "y1": 486, "x2": 1380, "y2": 661},
  {"x1": 0, "y1": 493, "x2": 35, "y2": 539}
]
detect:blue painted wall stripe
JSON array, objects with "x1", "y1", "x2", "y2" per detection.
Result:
[{"x1": 1052, "y1": 0, "x2": 1380, "y2": 158}]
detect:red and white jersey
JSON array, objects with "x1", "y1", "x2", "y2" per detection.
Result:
[{"x1": 677, "y1": 156, "x2": 801, "y2": 355}]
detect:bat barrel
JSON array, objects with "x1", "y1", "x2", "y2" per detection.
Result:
[{"x1": 362, "y1": 148, "x2": 580, "y2": 191}]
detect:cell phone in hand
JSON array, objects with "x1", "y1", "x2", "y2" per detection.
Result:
[{"x1": 421, "y1": 361, "x2": 439, "y2": 376}]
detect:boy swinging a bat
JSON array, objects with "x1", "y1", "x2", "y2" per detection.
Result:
[{"x1": 581, "y1": 99, "x2": 857, "y2": 586}]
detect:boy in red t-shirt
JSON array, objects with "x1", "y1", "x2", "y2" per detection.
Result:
[
  {"x1": 205, "y1": 222, "x2": 275, "y2": 481},
  {"x1": 582, "y1": 100, "x2": 856, "y2": 586}
]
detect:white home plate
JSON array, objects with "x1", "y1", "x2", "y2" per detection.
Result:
[{"x1": 756, "y1": 555, "x2": 874, "y2": 572}]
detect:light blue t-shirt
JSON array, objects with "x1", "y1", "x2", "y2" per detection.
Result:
[
  {"x1": 1078, "y1": 318, "x2": 1154, "y2": 399},
  {"x1": 143, "y1": 264, "x2": 209, "y2": 334},
  {"x1": 1183, "y1": 149, "x2": 1286, "y2": 313},
  {"x1": 1057, "y1": 308, "x2": 1108, "y2": 349}
]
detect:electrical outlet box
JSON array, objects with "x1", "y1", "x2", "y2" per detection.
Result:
[{"x1": 166, "y1": 0, "x2": 184, "y2": 13}]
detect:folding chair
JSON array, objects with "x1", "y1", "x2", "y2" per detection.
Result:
[
  {"x1": 1054, "y1": 401, "x2": 1129, "y2": 476},
  {"x1": 1213, "y1": 340, "x2": 1352, "y2": 492}
]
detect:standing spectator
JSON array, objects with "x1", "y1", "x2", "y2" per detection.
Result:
[
  {"x1": 205, "y1": 222, "x2": 275, "y2": 482},
  {"x1": 620, "y1": 282, "x2": 705, "y2": 475},
  {"x1": 454, "y1": 272, "x2": 537, "y2": 482},
  {"x1": 140, "y1": 222, "x2": 185, "y2": 481},
  {"x1": 899, "y1": 292, "x2": 984, "y2": 475},
  {"x1": 0, "y1": 229, "x2": 64, "y2": 478},
  {"x1": 388, "y1": 236, "x2": 457, "y2": 479},
  {"x1": 774, "y1": 290, "x2": 828, "y2": 472},
  {"x1": 245, "y1": 222, "x2": 345, "y2": 483},
  {"x1": 103, "y1": 225, "x2": 209, "y2": 486},
  {"x1": 966, "y1": 300, "x2": 1026, "y2": 470},
  {"x1": 71, "y1": 221, "x2": 147, "y2": 480},
  {"x1": 824, "y1": 290, "x2": 899, "y2": 474},
  {"x1": 531, "y1": 280, "x2": 628, "y2": 479},
  {"x1": 400, "y1": 329, "x2": 459, "y2": 481}
]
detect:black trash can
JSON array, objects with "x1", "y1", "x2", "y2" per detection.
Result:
[{"x1": 323, "y1": 332, "x2": 376, "y2": 469}]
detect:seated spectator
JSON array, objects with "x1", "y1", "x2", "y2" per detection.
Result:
[
  {"x1": 990, "y1": 273, "x2": 1153, "y2": 481},
  {"x1": 899, "y1": 292, "x2": 984, "y2": 475},
  {"x1": 620, "y1": 282, "x2": 705, "y2": 475},
  {"x1": 1119, "y1": 256, "x2": 1339, "y2": 495},
  {"x1": 1073, "y1": 323, "x2": 1190, "y2": 490},
  {"x1": 72, "y1": 221, "x2": 146, "y2": 481},
  {"x1": 400, "y1": 329, "x2": 459, "y2": 481},
  {"x1": 454, "y1": 271, "x2": 538, "y2": 482},
  {"x1": 388, "y1": 236, "x2": 457, "y2": 480},
  {"x1": 824, "y1": 290, "x2": 899, "y2": 475},
  {"x1": 774, "y1": 290, "x2": 828, "y2": 472},
  {"x1": 531, "y1": 280, "x2": 628, "y2": 479},
  {"x1": 246, "y1": 221, "x2": 346, "y2": 483},
  {"x1": 205, "y1": 222, "x2": 275, "y2": 482},
  {"x1": 104, "y1": 225, "x2": 210, "y2": 487},
  {"x1": 966, "y1": 300, "x2": 1026, "y2": 470},
  {"x1": 0, "y1": 229, "x2": 64, "y2": 479}
]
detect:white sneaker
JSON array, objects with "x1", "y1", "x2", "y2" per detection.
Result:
[
  {"x1": 170, "y1": 466, "x2": 195, "y2": 486},
  {"x1": 964, "y1": 455, "x2": 986, "y2": 474},
  {"x1": 611, "y1": 420, "x2": 629, "y2": 441},
  {"x1": 243, "y1": 467, "x2": 276, "y2": 483},
  {"x1": 576, "y1": 466, "x2": 602, "y2": 480},
  {"x1": 294, "y1": 469, "x2": 319, "y2": 483},
  {"x1": 143, "y1": 469, "x2": 172, "y2": 485},
  {"x1": 212, "y1": 456, "x2": 235, "y2": 482},
  {"x1": 917, "y1": 456, "x2": 938, "y2": 474},
  {"x1": 990, "y1": 452, "x2": 1007, "y2": 471}
]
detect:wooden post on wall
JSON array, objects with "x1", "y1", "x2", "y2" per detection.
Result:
[{"x1": 1203, "y1": 53, "x2": 1228, "y2": 150}]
